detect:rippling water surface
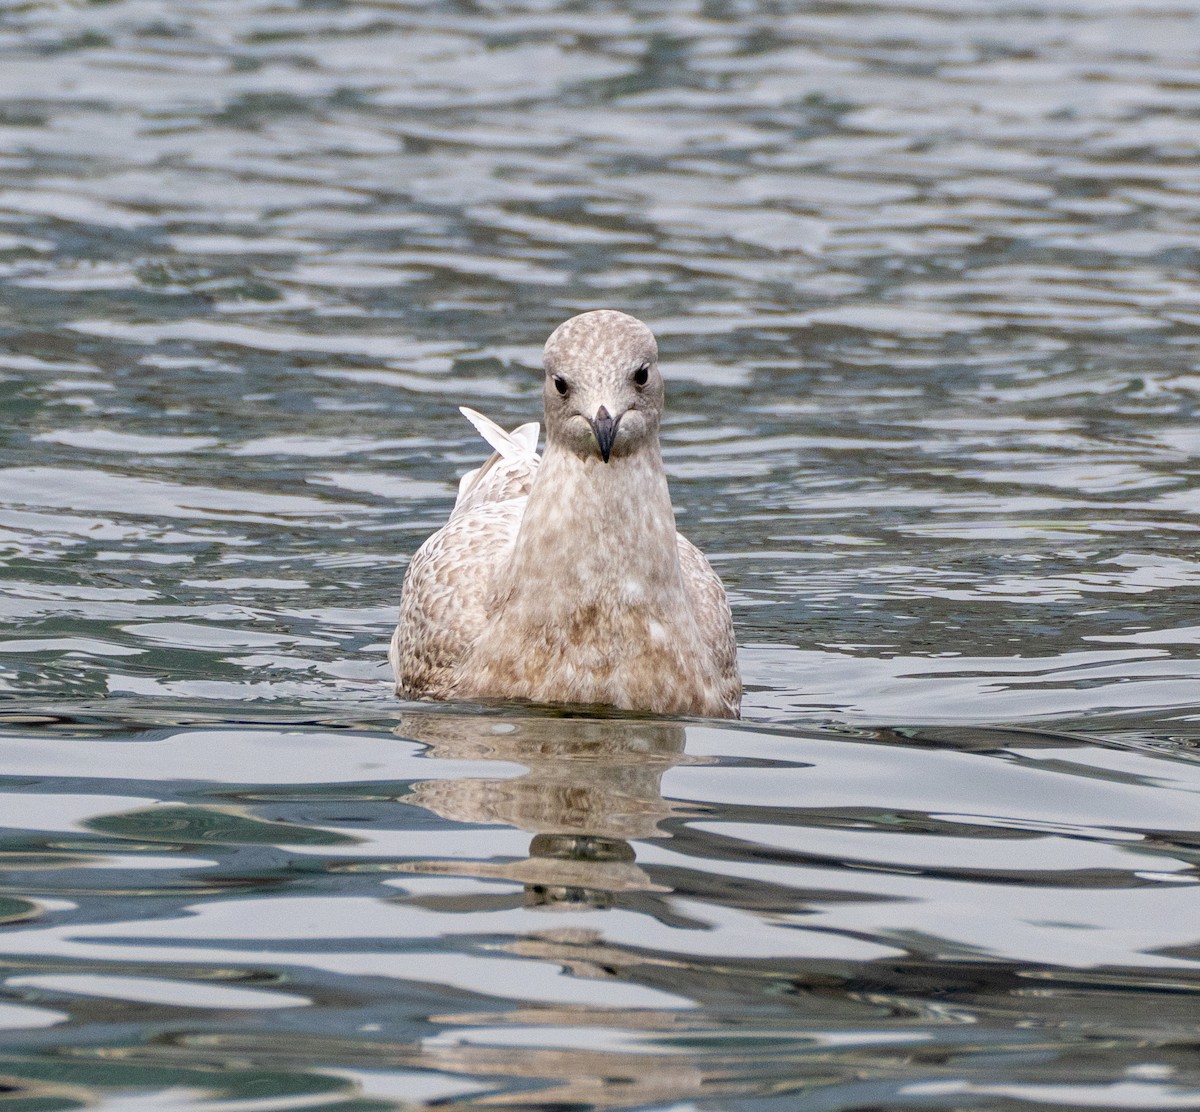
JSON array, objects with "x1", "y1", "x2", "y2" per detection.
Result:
[{"x1": 3, "y1": 1, "x2": 1200, "y2": 1108}]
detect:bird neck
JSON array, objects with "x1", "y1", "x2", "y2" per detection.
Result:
[{"x1": 497, "y1": 439, "x2": 686, "y2": 615}]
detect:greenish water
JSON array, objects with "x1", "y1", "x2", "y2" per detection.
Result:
[{"x1": 2, "y1": 1, "x2": 1200, "y2": 1108}]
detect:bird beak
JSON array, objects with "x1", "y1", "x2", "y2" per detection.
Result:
[{"x1": 589, "y1": 405, "x2": 621, "y2": 463}]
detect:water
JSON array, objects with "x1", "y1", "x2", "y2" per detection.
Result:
[{"x1": 2, "y1": 0, "x2": 1200, "y2": 1107}]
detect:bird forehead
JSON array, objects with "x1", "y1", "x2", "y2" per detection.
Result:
[{"x1": 543, "y1": 310, "x2": 656, "y2": 373}]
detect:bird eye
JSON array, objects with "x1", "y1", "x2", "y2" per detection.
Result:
[
  {"x1": 553, "y1": 375, "x2": 569, "y2": 396},
  {"x1": 633, "y1": 363, "x2": 650, "y2": 387}
]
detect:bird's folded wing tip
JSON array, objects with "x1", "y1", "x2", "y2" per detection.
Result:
[{"x1": 460, "y1": 407, "x2": 539, "y2": 460}]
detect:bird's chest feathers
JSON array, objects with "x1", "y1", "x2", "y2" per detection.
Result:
[
  {"x1": 468, "y1": 592, "x2": 703, "y2": 711},
  {"x1": 504, "y1": 450, "x2": 682, "y2": 607},
  {"x1": 461, "y1": 449, "x2": 707, "y2": 702},
  {"x1": 488, "y1": 552, "x2": 690, "y2": 671}
]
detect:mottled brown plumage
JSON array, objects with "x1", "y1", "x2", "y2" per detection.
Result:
[{"x1": 390, "y1": 310, "x2": 741, "y2": 718}]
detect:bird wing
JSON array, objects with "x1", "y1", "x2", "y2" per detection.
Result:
[
  {"x1": 392, "y1": 409, "x2": 538, "y2": 698},
  {"x1": 452, "y1": 407, "x2": 540, "y2": 519},
  {"x1": 392, "y1": 499, "x2": 524, "y2": 699},
  {"x1": 677, "y1": 533, "x2": 742, "y2": 717}
]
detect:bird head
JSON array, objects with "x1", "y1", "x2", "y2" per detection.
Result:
[{"x1": 541, "y1": 310, "x2": 663, "y2": 464}]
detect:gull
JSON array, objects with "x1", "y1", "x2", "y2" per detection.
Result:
[{"x1": 390, "y1": 310, "x2": 741, "y2": 718}]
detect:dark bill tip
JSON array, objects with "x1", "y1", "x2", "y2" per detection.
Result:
[{"x1": 590, "y1": 406, "x2": 620, "y2": 463}]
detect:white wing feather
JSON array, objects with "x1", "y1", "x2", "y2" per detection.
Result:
[
  {"x1": 459, "y1": 407, "x2": 539, "y2": 462},
  {"x1": 452, "y1": 407, "x2": 540, "y2": 517}
]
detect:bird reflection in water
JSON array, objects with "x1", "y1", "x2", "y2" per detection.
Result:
[
  {"x1": 393, "y1": 710, "x2": 694, "y2": 912},
  {"x1": 386, "y1": 711, "x2": 732, "y2": 1109}
]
